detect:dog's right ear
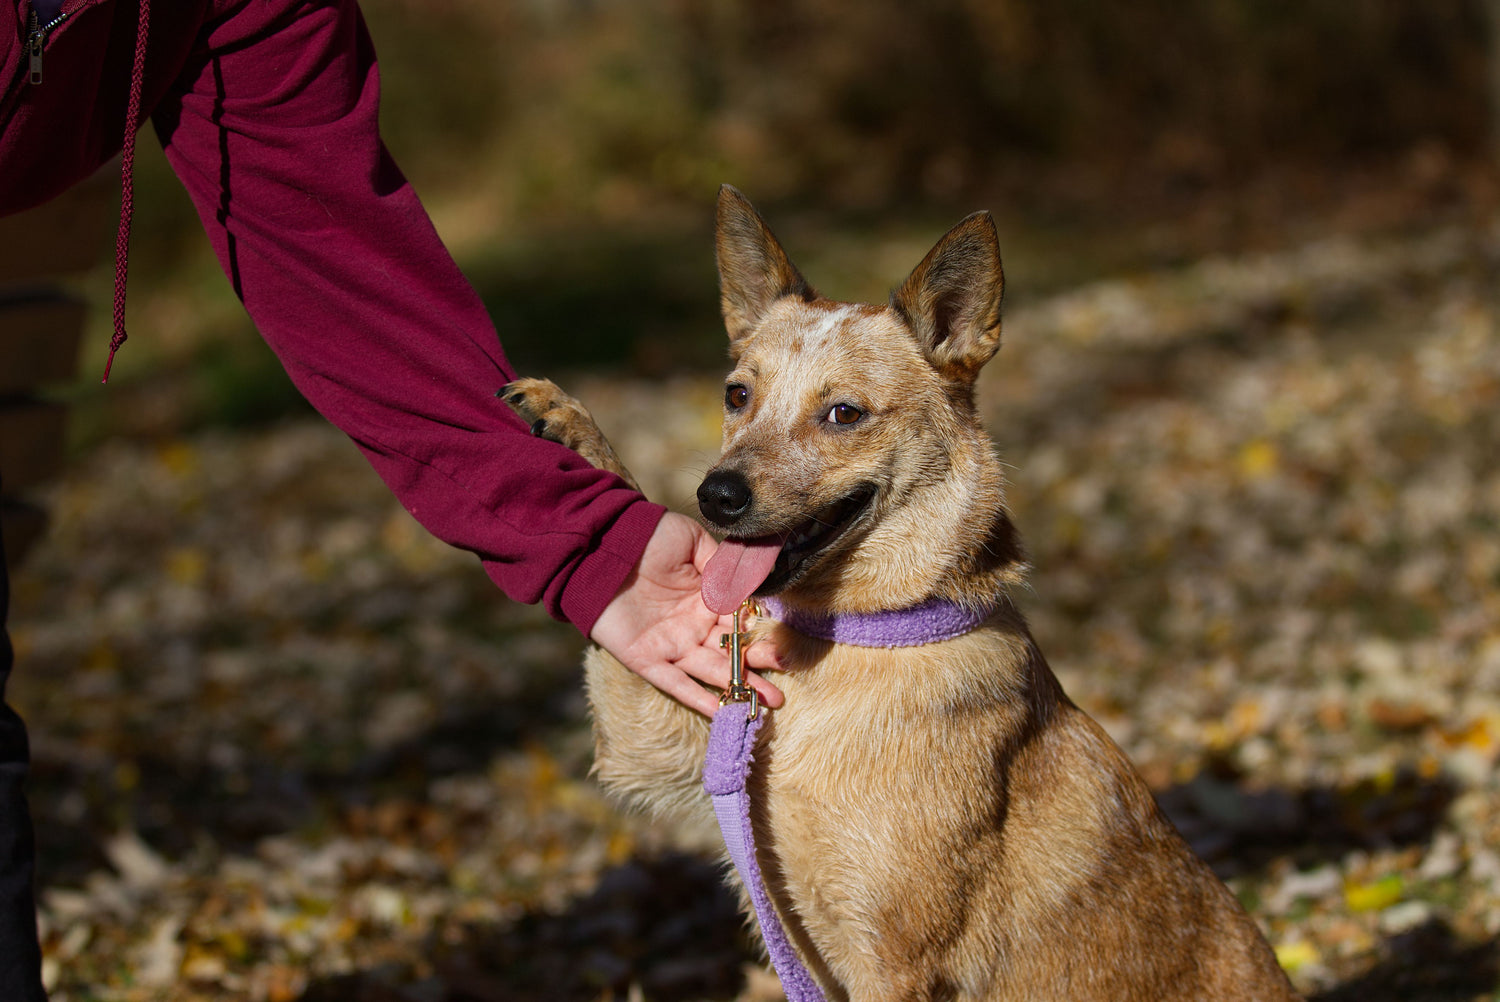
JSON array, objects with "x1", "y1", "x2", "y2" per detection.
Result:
[
  {"x1": 891, "y1": 211, "x2": 1005, "y2": 383},
  {"x1": 715, "y1": 185, "x2": 815, "y2": 344}
]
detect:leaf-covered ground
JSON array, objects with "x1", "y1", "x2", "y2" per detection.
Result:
[{"x1": 10, "y1": 217, "x2": 1500, "y2": 1000}]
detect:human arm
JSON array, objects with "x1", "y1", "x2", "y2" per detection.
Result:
[{"x1": 152, "y1": 0, "x2": 646, "y2": 633}]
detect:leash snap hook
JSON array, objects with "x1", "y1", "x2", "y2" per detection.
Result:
[{"x1": 718, "y1": 599, "x2": 761, "y2": 719}]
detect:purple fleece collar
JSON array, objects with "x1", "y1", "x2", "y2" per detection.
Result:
[{"x1": 756, "y1": 596, "x2": 993, "y2": 647}]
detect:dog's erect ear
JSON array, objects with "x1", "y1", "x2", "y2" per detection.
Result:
[
  {"x1": 715, "y1": 185, "x2": 815, "y2": 343},
  {"x1": 891, "y1": 211, "x2": 1004, "y2": 381}
]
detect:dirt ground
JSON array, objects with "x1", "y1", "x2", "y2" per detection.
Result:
[{"x1": 9, "y1": 211, "x2": 1500, "y2": 1000}]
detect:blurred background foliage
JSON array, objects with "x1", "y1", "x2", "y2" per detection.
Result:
[
  {"x1": 74, "y1": 0, "x2": 1500, "y2": 444},
  {"x1": 20, "y1": 8, "x2": 1500, "y2": 995}
]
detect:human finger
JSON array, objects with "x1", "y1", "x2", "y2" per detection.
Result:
[
  {"x1": 630, "y1": 659, "x2": 722, "y2": 718},
  {"x1": 673, "y1": 643, "x2": 785, "y2": 710},
  {"x1": 742, "y1": 639, "x2": 782, "y2": 673}
]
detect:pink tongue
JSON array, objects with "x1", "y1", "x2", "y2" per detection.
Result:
[{"x1": 702, "y1": 536, "x2": 783, "y2": 614}]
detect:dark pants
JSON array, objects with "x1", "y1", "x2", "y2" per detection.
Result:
[{"x1": 0, "y1": 481, "x2": 46, "y2": 999}]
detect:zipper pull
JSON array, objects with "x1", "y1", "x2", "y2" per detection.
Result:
[{"x1": 28, "y1": 12, "x2": 45, "y2": 85}]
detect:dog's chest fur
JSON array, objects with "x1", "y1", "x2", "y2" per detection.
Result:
[
  {"x1": 744, "y1": 626, "x2": 1287, "y2": 1001},
  {"x1": 750, "y1": 625, "x2": 1033, "y2": 993}
]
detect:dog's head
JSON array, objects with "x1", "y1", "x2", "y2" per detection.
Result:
[{"x1": 698, "y1": 186, "x2": 1019, "y2": 615}]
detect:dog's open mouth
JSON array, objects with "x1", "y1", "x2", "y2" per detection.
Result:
[{"x1": 701, "y1": 484, "x2": 876, "y2": 614}]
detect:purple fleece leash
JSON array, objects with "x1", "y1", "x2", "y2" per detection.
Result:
[
  {"x1": 701, "y1": 595, "x2": 994, "y2": 997},
  {"x1": 703, "y1": 702, "x2": 826, "y2": 1002},
  {"x1": 758, "y1": 595, "x2": 993, "y2": 647}
]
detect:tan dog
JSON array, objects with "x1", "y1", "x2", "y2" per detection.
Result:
[{"x1": 505, "y1": 186, "x2": 1298, "y2": 1001}]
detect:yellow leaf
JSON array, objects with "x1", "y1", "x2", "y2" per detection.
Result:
[
  {"x1": 1441, "y1": 714, "x2": 1500, "y2": 756},
  {"x1": 299, "y1": 551, "x2": 329, "y2": 583},
  {"x1": 1345, "y1": 874, "x2": 1403, "y2": 913},
  {"x1": 166, "y1": 547, "x2": 207, "y2": 586},
  {"x1": 216, "y1": 929, "x2": 250, "y2": 960},
  {"x1": 1228, "y1": 698, "x2": 1263, "y2": 739},
  {"x1": 157, "y1": 442, "x2": 198, "y2": 476},
  {"x1": 525, "y1": 745, "x2": 561, "y2": 797},
  {"x1": 181, "y1": 944, "x2": 226, "y2": 982},
  {"x1": 1274, "y1": 940, "x2": 1321, "y2": 974},
  {"x1": 1202, "y1": 720, "x2": 1232, "y2": 751},
  {"x1": 606, "y1": 830, "x2": 635, "y2": 866},
  {"x1": 1236, "y1": 440, "x2": 1279, "y2": 480}
]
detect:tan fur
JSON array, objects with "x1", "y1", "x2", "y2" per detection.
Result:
[{"x1": 502, "y1": 186, "x2": 1299, "y2": 1001}]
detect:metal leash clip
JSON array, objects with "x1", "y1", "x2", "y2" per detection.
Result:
[{"x1": 718, "y1": 599, "x2": 760, "y2": 719}]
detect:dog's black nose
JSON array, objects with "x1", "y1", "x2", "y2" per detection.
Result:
[{"x1": 697, "y1": 469, "x2": 754, "y2": 527}]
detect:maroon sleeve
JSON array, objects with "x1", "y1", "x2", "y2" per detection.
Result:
[{"x1": 152, "y1": 0, "x2": 664, "y2": 634}]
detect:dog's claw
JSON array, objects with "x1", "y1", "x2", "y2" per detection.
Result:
[{"x1": 530, "y1": 418, "x2": 549, "y2": 437}]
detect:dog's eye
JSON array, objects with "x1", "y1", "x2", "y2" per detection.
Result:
[
  {"x1": 827, "y1": 404, "x2": 864, "y2": 425},
  {"x1": 726, "y1": 384, "x2": 750, "y2": 409}
]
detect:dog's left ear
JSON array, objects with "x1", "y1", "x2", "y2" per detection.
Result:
[{"x1": 891, "y1": 211, "x2": 1004, "y2": 381}]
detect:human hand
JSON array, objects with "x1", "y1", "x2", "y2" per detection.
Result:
[{"x1": 589, "y1": 512, "x2": 783, "y2": 717}]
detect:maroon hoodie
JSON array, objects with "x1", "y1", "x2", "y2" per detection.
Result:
[{"x1": 0, "y1": 0, "x2": 666, "y2": 635}]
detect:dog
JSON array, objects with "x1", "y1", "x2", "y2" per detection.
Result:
[{"x1": 504, "y1": 186, "x2": 1299, "y2": 1001}]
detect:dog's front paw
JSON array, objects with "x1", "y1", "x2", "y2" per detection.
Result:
[
  {"x1": 500, "y1": 377, "x2": 639, "y2": 488},
  {"x1": 501, "y1": 378, "x2": 577, "y2": 441}
]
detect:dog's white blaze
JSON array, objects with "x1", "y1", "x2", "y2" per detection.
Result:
[
  {"x1": 779, "y1": 303, "x2": 858, "y2": 410},
  {"x1": 735, "y1": 303, "x2": 863, "y2": 444},
  {"x1": 802, "y1": 303, "x2": 857, "y2": 352}
]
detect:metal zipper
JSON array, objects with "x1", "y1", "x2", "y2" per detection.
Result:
[{"x1": 27, "y1": 6, "x2": 72, "y2": 85}]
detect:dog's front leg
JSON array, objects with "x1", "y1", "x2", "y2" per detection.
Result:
[
  {"x1": 501, "y1": 377, "x2": 641, "y2": 489},
  {"x1": 584, "y1": 647, "x2": 715, "y2": 834},
  {"x1": 503, "y1": 378, "x2": 718, "y2": 834}
]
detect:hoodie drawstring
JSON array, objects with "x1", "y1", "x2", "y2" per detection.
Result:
[{"x1": 101, "y1": 0, "x2": 150, "y2": 384}]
